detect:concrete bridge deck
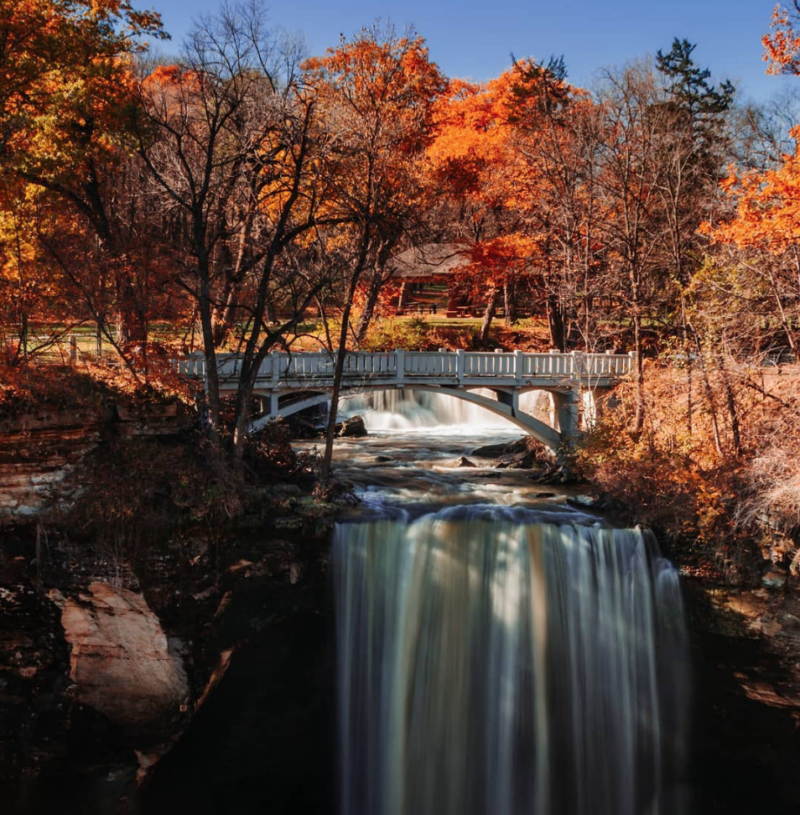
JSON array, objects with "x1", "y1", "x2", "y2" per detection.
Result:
[{"x1": 173, "y1": 350, "x2": 634, "y2": 450}]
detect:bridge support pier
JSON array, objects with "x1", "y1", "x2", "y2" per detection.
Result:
[{"x1": 551, "y1": 388, "x2": 581, "y2": 438}]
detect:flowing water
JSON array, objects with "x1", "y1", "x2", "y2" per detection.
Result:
[{"x1": 326, "y1": 390, "x2": 690, "y2": 815}]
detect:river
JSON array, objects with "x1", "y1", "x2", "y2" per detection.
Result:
[{"x1": 314, "y1": 391, "x2": 690, "y2": 815}]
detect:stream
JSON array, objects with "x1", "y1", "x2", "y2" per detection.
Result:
[{"x1": 324, "y1": 391, "x2": 689, "y2": 815}]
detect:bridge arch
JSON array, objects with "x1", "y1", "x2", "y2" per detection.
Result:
[{"x1": 251, "y1": 385, "x2": 564, "y2": 450}]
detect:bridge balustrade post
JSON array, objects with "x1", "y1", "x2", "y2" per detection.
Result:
[
  {"x1": 571, "y1": 350, "x2": 585, "y2": 382},
  {"x1": 456, "y1": 349, "x2": 464, "y2": 384},
  {"x1": 514, "y1": 350, "x2": 522, "y2": 384},
  {"x1": 271, "y1": 350, "x2": 280, "y2": 388},
  {"x1": 395, "y1": 349, "x2": 405, "y2": 386}
]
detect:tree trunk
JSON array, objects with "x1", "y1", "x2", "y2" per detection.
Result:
[
  {"x1": 355, "y1": 270, "x2": 386, "y2": 345},
  {"x1": 321, "y1": 227, "x2": 373, "y2": 481},
  {"x1": 503, "y1": 281, "x2": 517, "y2": 327},
  {"x1": 212, "y1": 283, "x2": 237, "y2": 347},
  {"x1": 632, "y1": 311, "x2": 645, "y2": 437},
  {"x1": 715, "y1": 353, "x2": 742, "y2": 457},
  {"x1": 196, "y1": 244, "x2": 221, "y2": 441},
  {"x1": 480, "y1": 289, "x2": 499, "y2": 343},
  {"x1": 691, "y1": 328, "x2": 724, "y2": 459},
  {"x1": 321, "y1": 300, "x2": 355, "y2": 482},
  {"x1": 546, "y1": 294, "x2": 565, "y2": 351}
]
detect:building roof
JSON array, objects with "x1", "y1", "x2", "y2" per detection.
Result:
[{"x1": 387, "y1": 243, "x2": 470, "y2": 281}]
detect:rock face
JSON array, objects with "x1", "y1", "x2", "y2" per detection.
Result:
[
  {"x1": 49, "y1": 582, "x2": 188, "y2": 737},
  {"x1": 0, "y1": 410, "x2": 107, "y2": 517},
  {"x1": 0, "y1": 403, "x2": 184, "y2": 519}
]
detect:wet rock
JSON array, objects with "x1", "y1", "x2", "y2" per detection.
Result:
[
  {"x1": 48, "y1": 582, "x2": 189, "y2": 738},
  {"x1": 456, "y1": 456, "x2": 476, "y2": 468},
  {"x1": 336, "y1": 415, "x2": 367, "y2": 437},
  {"x1": 471, "y1": 441, "x2": 509, "y2": 458},
  {"x1": 375, "y1": 455, "x2": 392, "y2": 463},
  {"x1": 472, "y1": 435, "x2": 556, "y2": 471}
]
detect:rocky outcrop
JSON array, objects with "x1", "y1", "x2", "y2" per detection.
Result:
[
  {"x1": 471, "y1": 435, "x2": 561, "y2": 474},
  {"x1": 0, "y1": 403, "x2": 185, "y2": 519},
  {"x1": 48, "y1": 582, "x2": 189, "y2": 739},
  {"x1": 0, "y1": 409, "x2": 108, "y2": 517}
]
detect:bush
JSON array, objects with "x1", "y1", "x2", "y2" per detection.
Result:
[{"x1": 360, "y1": 317, "x2": 432, "y2": 351}]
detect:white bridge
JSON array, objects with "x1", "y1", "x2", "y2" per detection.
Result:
[{"x1": 174, "y1": 350, "x2": 634, "y2": 450}]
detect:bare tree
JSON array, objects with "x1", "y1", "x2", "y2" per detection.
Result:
[
  {"x1": 134, "y1": 2, "x2": 331, "y2": 458},
  {"x1": 594, "y1": 61, "x2": 675, "y2": 434}
]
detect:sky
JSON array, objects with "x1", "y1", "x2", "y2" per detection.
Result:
[{"x1": 146, "y1": 0, "x2": 795, "y2": 104}]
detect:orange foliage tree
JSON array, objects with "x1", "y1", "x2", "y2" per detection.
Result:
[
  {"x1": 0, "y1": 0, "x2": 167, "y2": 356},
  {"x1": 303, "y1": 25, "x2": 446, "y2": 478},
  {"x1": 763, "y1": 1, "x2": 800, "y2": 75},
  {"x1": 427, "y1": 59, "x2": 599, "y2": 346},
  {"x1": 705, "y1": 5, "x2": 800, "y2": 354}
]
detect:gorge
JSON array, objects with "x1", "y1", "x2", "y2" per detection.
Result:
[{"x1": 1, "y1": 394, "x2": 799, "y2": 814}]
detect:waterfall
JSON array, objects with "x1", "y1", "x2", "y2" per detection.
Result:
[
  {"x1": 333, "y1": 507, "x2": 689, "y2": 815},
  {"x1": 341, "y1": 389, "x2": 551, "y2": 431}
]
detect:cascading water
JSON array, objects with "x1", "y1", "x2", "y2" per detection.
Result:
[
  {"x1": 341, "y1": 389, "x2": 551, "y2": 431},
  {"x1": 333, "y1": 506, "x2": 689, "y2": 815}
]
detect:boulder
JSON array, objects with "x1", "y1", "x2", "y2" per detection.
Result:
[
  {"x1": 456, "y1": 456, "x2": 477, "y2": 468},
  {"x1": 336, "y1": 415, "x2": 368, "y2": 437},
  {"x1": 470, "y1": 436, "x2": 555, "y2": 469},
  {"x1": 471, "y1": 441, "x2": 510, "y2": 458},
  {"x1": 49, "y1": 582, "x2": 189, "y2": 738}
]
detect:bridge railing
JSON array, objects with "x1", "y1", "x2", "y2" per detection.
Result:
[
  {"x1": 170, "y1": 350, "x2": 634, "y2": 385},
  {"x1": 522, "y1": 353, "x2": 572, "y2": 377}
]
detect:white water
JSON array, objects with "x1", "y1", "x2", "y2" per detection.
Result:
[
  {"x1": 333, "y1": 509, "x2": 689, "y2": 815},
  {"x1": 341, "y1": 389, "x2": 551, "y2": 432}
]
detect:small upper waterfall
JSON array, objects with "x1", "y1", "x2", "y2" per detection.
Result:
[
  {"x1": 341, "y1": 389, "x2": 551, "y2": 431},
  {"x1": 333, "y1": 506, "x2": 689, "y2": 815}
]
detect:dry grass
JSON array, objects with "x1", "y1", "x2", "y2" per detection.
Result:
[{"x1": 576, "y1": 360, "x2": 800, "y2": 582}]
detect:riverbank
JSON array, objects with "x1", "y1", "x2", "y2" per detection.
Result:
[
  {"x1": 0, "y1": 512, "x2": 334, "y2": 813},
  {"x1": 0, "y1": 366, "x2": 345, "y2": 812}
]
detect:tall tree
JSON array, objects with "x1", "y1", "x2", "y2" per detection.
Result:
[
  {"x1": 0, "y1": 0, "x2": 165, "y2": 347},
  {"x1": 594, "y1": 62, "x2": 675, "y2": 434},
  {"x1": 654, "y1": 38, "x2": 735, "y2": 287},
  {"x1": 303, "y1": 24, "x2": 445, "y2": 479},
  {"x1": 134, "y1": 3, "x2": 330, "y2": 455}
]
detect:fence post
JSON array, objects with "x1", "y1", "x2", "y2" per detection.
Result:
[{"x1": 69, "y1": 335, "x2": 78, "y2": 364}]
